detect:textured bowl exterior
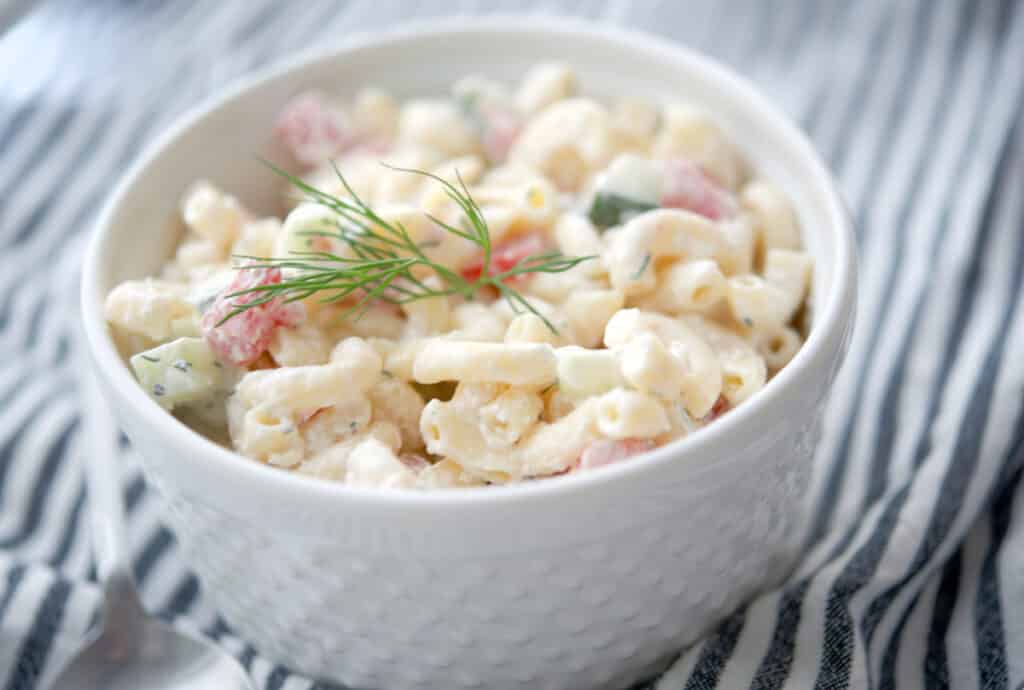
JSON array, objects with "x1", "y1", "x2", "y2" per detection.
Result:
[
  {"x1": 83, "y1": 18, "x2": 857, "y2": 690},
  {"x1": 132, "y1": 400, "x2": 822, "y2": 690},
  {"x1": 107, "y1": 365, "x2": 836, "y2": 690}
]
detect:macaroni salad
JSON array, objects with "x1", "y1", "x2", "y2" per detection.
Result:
[{"x1": 105, "y1": 64, "x2": 813, "y2": 489}]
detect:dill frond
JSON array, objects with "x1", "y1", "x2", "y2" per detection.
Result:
[{"x1": 219, "y1": 160, "x2": 595, "y2": 334}]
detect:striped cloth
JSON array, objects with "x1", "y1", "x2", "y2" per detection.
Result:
[{"x1": 1, "y1": 1, "x2": 1022, "y2": 688}]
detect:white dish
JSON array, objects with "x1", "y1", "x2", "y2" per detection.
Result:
[{"x1": 81, "y1": 17, "x2": 856, "y2": 690}]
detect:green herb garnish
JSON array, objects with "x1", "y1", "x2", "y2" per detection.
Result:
[
  {"x1": 632, "y1": 253, "x2": 652, "y2": 280},
  {"x1": 587, "y1": 191, "x2": 658, "y2": 229},
  {"x1": 219, "y1": 161, "x2": 595, "y2": 334}
]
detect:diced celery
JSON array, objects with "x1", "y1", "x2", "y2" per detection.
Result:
[
  {"x1": 588, "y1": 154, "x2": 662, "y2": 229},
  {"x1": 130, "y1": 337, "x2": 226, "y2": 410},
  {"x1": 587, "y1": 192, "x2": 658, "y2": 229}
]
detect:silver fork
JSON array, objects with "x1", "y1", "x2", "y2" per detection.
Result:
[{"x1": 46, "y1": 370, "x2": 254, "y2": 690}]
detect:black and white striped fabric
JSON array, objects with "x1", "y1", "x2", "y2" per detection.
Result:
[{"x1": 2, "y1": 1, "x2": 1023, "y2": 688}]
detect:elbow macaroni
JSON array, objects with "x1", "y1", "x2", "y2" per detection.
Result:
[
  {"x1": 106, "y1": 64, "x2": 814, "y2": 488},
  {"x1": 605, "y1": 209, "x2": 725, "y2": 296}
]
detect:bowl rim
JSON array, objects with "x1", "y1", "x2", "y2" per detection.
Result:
[{"x1": 81, "y1": 15, "x2": 856, "y2": 512}]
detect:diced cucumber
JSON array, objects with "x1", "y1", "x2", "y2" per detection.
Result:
[
  {"x1": 588, "y1": 192, "x2": 658, "y2": 229},
  {"x1": 130, "y1": 337, "x2": 227, "y2": 410}
]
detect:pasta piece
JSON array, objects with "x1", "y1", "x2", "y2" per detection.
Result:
[
  {"x1": 658, "y1": 400, "x2": 698, "y2": 445},
  {"x1": 367, "y1": 377, "x2": 426, "y2": 452},
  {"x1": 413, "y1": 341, "x2": 557, "y2": 386},
  {"x1": 346, "y1": 437, "x2": 419, "y2": 489},
  {"x1": 370, "y1": 337, "x2": 423, "y2": 381},
  {"x1": 516, "y1": 63, "x2": 576, "y2": 114},
  {"x1": 401, "y1": 276, "x2": 451, "y2": 336},
  {"x1": 763, "y1": 249, "x2": 813, "y2": 320},
  {"x1": 345, "y1": 305, "x2": 406, "y2": 340},
  {"x1": 717, "y1": 215, "x2": 756, "y2": 275},
  {"x1": 296, "y1": 439, "x2": 360, "y2": 481},
  {"x1": 505, "y1": 313, "x2": 563, "y2": 346},
  {"x1": 604, "y1": 309, "x2": 722, "y2": 418},
  {"x1": 563, "y1": 289, "x2": 625, "y2": 348},
  {"x1": 232, "y1": 403, "x2": 306, "y2": 468},
  {"x1": 604, "y1": 208, "x2": 724, "y2": 296},
  {"x1": 297, "y1": 153, "x2": 381, "y2": 207},
  {"x1": 398, "y1": 99, "x2": 481, "y2": 158},
  {"x1": 650, "y1": 259, "x2": 727, "y2": 314},
  {"x1": 180, "y1": 180, "x2": 247, "y2": 251},
  {"x1": 725, "y1": 274, "x2": 793, "y2": 329},
  {"x1": 509, "y1": 98, "x2": 614, "y2": 191},
  {"x1": 417, "y1": 458, "x2": 488, "y2": 489},
  {"x1": 448, "y1": 303, "x2": 510, "y2": 342},
  {"x1": 276, "y1": 202, "x2": 343, "y2": 257},
  {"x1": 300, "y1": 398, "x2": 374, "y2": 455},
  {"x1": 683, "y1": 315, "x2": 767, "y2": 406},
  {"x1": 236, "y1": 337, "x2": 380, "y2": 412},
  {"x1": 519, "y1": 269, "x2": 606, "y2": 305},
  {"x1": 555, "y1": 347, "x2": 624, "y2": 397},
  {"x1": 351, "y1": 87, "x2": 399, "y2": 143},
  {"x1": 268, "y1": 322, "x2": 332, "y2": 367},
  {"x1": 619, "y1": 332, "x2": 685, "y2": 400},
  {"x1": 554, "y1": 214, "x2": 606, "y2": 278},
  {"x1": 105, "y1": 279, "x2": 197, "y2": 343},
  {"x1": 479, "y1": 389, "x2": 544, "y2": 448},
  {"x1": 231, "y1": 218, "x2": 282, "y2": 260},
  {"x1": 740, "y1": 180, "x2": 802, "y2": 257},
  {"x1": 468, "y1": 177, "x2": 561, "y2": 230},
  {"x1": 429, "y1": 155, "x2": 487, "y2": 187},
  {"x1": 171, "y1": 239, "x2": 222, "y2": 279},
  {"x1": 375, "y1": 148, "x2": 445, "y2": 204},
  {"x1": 421, "y1": 388, "x2": 665, "y2": 478},
  {"x1": 752, "y1": 325, "x2": 803, "y2": 372},
  {"x1": 594, "y1": 389, "x2": 670, "y2": 439},
  {"x1": 450, "y1": 382, "x2": 503, "y2": 409},
  {"x1": 543, "y1": 386, "x2": 580, "y2": 422},
  {"x1": 610, "y1": 99, "x2": 661, "y2": 150}
]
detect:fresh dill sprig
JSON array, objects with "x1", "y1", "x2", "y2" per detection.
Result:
[{"x1": 218, "y1": 160, "x2": 595, "y2": 333}]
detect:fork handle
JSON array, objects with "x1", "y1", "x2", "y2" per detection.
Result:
[{"x1": 81, "y1": 359, "x2": 144, "y2": 614}]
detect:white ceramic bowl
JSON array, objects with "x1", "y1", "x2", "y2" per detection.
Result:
[{"x1": 81, "y1": 17, "x2": 856, "y2": 690}]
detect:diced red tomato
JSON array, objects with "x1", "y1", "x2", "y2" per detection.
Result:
[
  {"x1": 702, "y1": 395, "x2": 730, "y2": 423},
  {"x1": 460, "y1": 233, "x2": 548, "y2": 284},
  {"x1": 660, "y1": 158, "x2": 738, "y2": 220},
  {"x1": 200, "y1": 267, "x2": 305, "y2": 367},
  {"x1": 274, "y1": 91, "x2": 355, "y2": 168},
  {"x1": 576, "y1": 438, "x2": 655, "y2": 471}
]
